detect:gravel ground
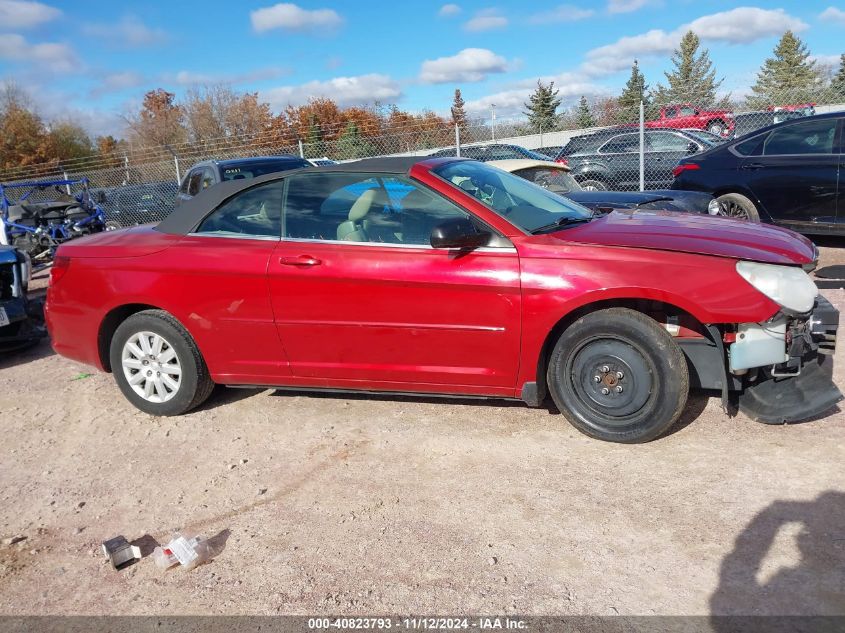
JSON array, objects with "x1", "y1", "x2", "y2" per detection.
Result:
[{"x1": 0, "y1": 243, "x2": 843, "y2": 616}]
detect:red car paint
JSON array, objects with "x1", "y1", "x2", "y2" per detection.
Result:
[
  {"x1": 645, "y1": 103, "x2": 735, "y2": 135},
  {"x1": 46, "y1": 159, "x2": 810, "y2": 402}
]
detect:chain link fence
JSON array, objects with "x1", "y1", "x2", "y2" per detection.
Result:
[{"x1": 2, "y1": 84, "x2": 844, "y2": 227}]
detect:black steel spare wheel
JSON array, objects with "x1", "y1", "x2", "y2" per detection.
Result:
[{"x1": 547, "y1": 308, "x2": 689, "y2": 443}]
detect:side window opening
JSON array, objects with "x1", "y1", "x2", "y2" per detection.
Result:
[
  {"x1": 195, "y1": 181, "x2": 284, "y2": 238},
  {"x1": 187, "y1": 171, "x2": 203, "y2": 196},
  {"x1": 283, "y1": 173, "x2": 471, "y2": 246}
]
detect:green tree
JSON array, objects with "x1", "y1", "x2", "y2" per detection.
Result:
[
  {"x1": 575, "y1": 95, "x2": 595, "y2": 128},
  {"x1": 653, "y1": 31, "x2": 722, "y2": 107},
  {"x1": 336, "y1": 121, "x2": 375, "y2": 159},
  {"x1": 748, "y1": 31, "x2": 822, "y2": 108},
  {"x1": 830, "y1": 54, "x2": 845, "y2": 100},
  {"x1": 523, "y1": 80, "x2": 562, "y2": 133},
  {"x1": 617, "y1": 60, "x2": 649, "y2": 123}
]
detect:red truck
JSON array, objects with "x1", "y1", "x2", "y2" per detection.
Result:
[{"x1": 646, "y1": 103, "x2": 734, "y2": 137}]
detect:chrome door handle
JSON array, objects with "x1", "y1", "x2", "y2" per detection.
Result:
[
  {"x1": 280, "y1": 255, "x2": 322, "y2": 266},
  {"x1": 742, "y1": 163, "x2": 765, "y2": 170}
]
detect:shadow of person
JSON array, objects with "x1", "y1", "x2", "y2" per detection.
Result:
[{"x1": 710, "y1": 491, "x2": 845, "y2": 628}]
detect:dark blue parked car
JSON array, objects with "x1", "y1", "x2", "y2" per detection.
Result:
[{"x1": 672, "y1": 112, "x2": 844, "y2": 234}]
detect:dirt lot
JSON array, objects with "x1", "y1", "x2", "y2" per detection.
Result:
[{"x1": 1, "y1": 244, "x2": 844, "y2": 617}]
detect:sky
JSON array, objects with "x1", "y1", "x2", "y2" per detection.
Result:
[{"x1": 0, "y1": 0, "x2": 843, "y2": 137}]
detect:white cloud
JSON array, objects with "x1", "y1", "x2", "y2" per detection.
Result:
[
  {"x1": 90, "y1": 71, "x2": 145, "y2": 97},
  {"x1": 251, "y1": 3, "x2": 343, "y2": 33},
  {"x1": 83, "y1": 15, "x2": 168, "y2": 48},
  {"x1": 607, "y1": 0, "x2": 657, "y2": 14},
  {"x1": 527, "y1": 5, "x2": 594, "y2": 23},
  {"x1": 419, "y1": 48, "x2": 508, "y2": 84},
  {"x1": 262, "y1": 74, "x2": 402, "y2": 110},
  {"x1": 686, "y1": 7, "x2": 806, "y2": 44},
  {"x1": 464, "y1": 8, "x2": 507, "y2": 32},
  {"x1": 0, "y1": 33, "x2": 78, "y2": 73},
  {"x1": 584, "y1": 7, "x2": 808, "y2": 76},
  {"x1": 438, "y1": 3, "x2": 461, "y2": 17},
  {"x1": 164, "y1": 67, "x2": 289, "y2": 86},
  {"x1": 465, "y1": 74, "x2": 607, "y2": 116},
  {"x1": 0, "y1": 0, "x2": 60, "y2": 28},
  {"x1": 811, "y1": 53, "x2": 843, "y2": 67},
  {"x1": 820, "y1": 6, "x2": 845, "y2": 24}
]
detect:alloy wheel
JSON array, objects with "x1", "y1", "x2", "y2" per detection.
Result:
[{"x1": 121, "y1": 331, "x2": 182, "y2": 403}]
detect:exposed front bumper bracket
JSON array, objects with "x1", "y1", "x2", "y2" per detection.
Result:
[{"x1": 737, "y1": 354, "x2": 842, "y2": 424}]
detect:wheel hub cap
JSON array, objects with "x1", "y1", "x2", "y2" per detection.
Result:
[{"x1": 121, "y1": 331, "x2": 182, "y2": 403}]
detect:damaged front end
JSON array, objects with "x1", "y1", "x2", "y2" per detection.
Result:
[
  {"x1": 0, "y1": 245, "x2": 45, "y2": 352},
  {"x1": 734, "y1": 297, "x2": 842, "y2": 424},
  {"x1": 680, "y1": 296, "x2": 842, "y2": 424}
]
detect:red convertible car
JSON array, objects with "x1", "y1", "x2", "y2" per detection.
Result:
[{"x1": 45, "y1": 157, "x2": 840, "y2": 443}]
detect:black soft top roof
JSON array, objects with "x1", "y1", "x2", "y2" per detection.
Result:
[{"x1": 156, "y1": 156, "x2": 440, "y2": 235}]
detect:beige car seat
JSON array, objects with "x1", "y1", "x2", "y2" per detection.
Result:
[{"x1": 337, "y1": 188, "x2": 388, "y2": 241}]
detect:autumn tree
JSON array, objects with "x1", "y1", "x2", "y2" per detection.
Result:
[
  {"x1": 748, "y1": 31, "x2": 822, "y2": 108},
  {"x1": 44, "y1": 121, "x2": 93, "y2": 162},
  {"x1": 524, "y1": 80, "x2": 562, "y2": 133},
  {"x1": 183, "y1": 86, "x2": 274, "y2": 149},
  {"x1": 128, "y1": 89, "x2": 186, "y2": 149},
  {"x1": 653, "y1": 31, "x2": 722, "y2": 107},
  {"x1": 450, "y1": 88, "x2": 467, "y2": 130}
]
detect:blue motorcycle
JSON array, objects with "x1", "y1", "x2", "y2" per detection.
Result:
[{"x1": 0, "y1": 178, "x2": 116, "y2": 262}]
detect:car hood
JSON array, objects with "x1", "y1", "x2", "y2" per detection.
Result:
[
  {"x1": 555, "y1": 208, "x2": 816, "y2": 265},
  {"x1": 566, "y1": 191, "x2": 674, "y2": 206}
]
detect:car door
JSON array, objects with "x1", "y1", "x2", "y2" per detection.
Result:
[
  {"x1": 645, "y1": 131, "x2": 699, "y2": 189},
  {"x1": 268, "y1": 171, "x2": 522, "y2": 390},
  {"x1": 741, "y1": 117, "x2": 841, "y2": 226},
  {"x1": 596, "y1": 133, "x2": 642, "y2": 190},
  {"x1": 162, "y1": 180, "x2": 290, "y2": 382}
]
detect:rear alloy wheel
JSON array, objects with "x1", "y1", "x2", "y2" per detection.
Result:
[
  {"x1": 707, "y1": 121, "x2": 726, "y2": 136},
  {"x1": 716, "y1": 192, "x2": 760, "y2": 222},
  {"x1": 110, "y1": 310, "x2": 214, "y2": 416},
  {"x1": 580, "y1": 179, "x2": 608, "y2": 191},
  {"x1": 547, "y1": 308, "x2": 689, "y2": 443}
]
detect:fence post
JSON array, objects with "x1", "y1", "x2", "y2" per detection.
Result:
[
  {"x1": 62, "y1": 171, "x2": 71, "y2": 194},
  {"x1": 491, "y1": 104, "x2": 496, "y2": 142},
  {"x1": 173, "y1": 155, "x2": 181, "y2": 185},
  {"x1": 455, "y1": 124, "x2": 461, "y2": 157},
  {"x1": 298, "y1": 139, "x2": 305, "y2": 158},
  {"x1": 639, "y1": 100, "x2": 645, "y2": 192}
]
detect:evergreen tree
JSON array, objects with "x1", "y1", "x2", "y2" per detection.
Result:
[
  {"x1": 748, "y1": 31, "x2": 822, "y2": 107},
  {"x1": 653, "y1": 31, "x2": 722, "y2": 107},
  {"x1": 829, "y1": 54, "x2": 845, "y2": 100},
  {"x1": 617, "y1": 60, "x2": 649, "y2": 123},
  {"x1": 523, "y1": 80, "x2": 562, "y2": 133},
  {"x1": 450, "y1": 88, "x2": 467, "y2": 129},
  {"x1": 336, "y1": 121, "x2": 375, "y2": 159},
  {"x1": 575, "y1": 95, "x2": 595, "y2": 128}
]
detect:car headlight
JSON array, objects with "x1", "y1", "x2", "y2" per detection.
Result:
[
  {"x1": 736, "y1": 261, "x2": 817, "y2": 314},
  {"x1": 707, "y1": 198, "x2": 721, "y2": 215}
]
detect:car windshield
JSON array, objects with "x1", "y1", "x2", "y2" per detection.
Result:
[
  {"x1": 434, "y1": 160, "x2": 592, "y2": 233},
  {"x1": 220, "y1": 160, "x2": 306, "y2": 181}
]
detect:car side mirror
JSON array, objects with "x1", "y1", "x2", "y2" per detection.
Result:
[{"x1": 430, "y1": 218, "x2": 491, "y2": 250}]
